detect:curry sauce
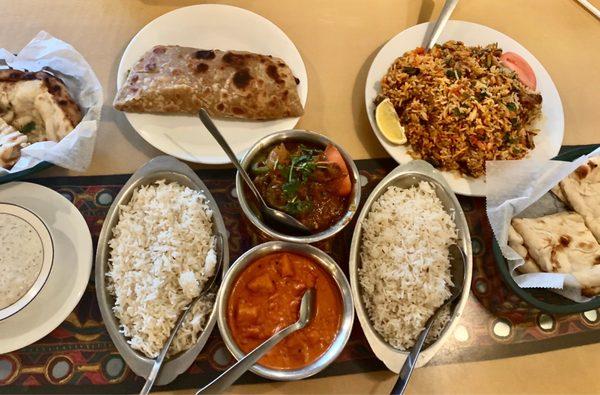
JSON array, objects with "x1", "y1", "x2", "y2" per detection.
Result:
[{"x1": 227, "y1": 252, "x2": 342, "y2": 370}]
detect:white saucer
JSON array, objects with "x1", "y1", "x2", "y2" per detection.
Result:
[
  {"x1": 117, "y1": 4, "x2": 308, "y2": 164},
  {"x1": 0, "y1": 182, "x2": 93, "y2": 354}
]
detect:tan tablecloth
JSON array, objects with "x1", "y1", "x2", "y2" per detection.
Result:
[{"x1": 2, "y1": 0, "x2": 600, "y2": 393}]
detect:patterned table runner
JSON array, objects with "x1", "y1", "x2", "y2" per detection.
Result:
[{"x1": 1, "y1": 151, "x2": 600, "y2": 394}]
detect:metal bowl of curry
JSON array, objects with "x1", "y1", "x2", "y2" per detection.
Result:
[
  {"x1": 216, "y1": 241, "x2": 354, "y2": 380},
  {"x1": 236, "y1": 130, "x2": 360, "y2": 243}
]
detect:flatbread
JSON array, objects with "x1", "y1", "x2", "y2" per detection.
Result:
[
  {"x1": 113, "y1": 46, "x2": 304, "y2": 120},
  {"x1": 0, "y1": 118, "x2": 27, "y2": 169},
  {"x1": 507, "y1": 224, "x2": 541, "y2": 273},
  {"x1": 0, "y1": 69, "x2": 82, "y2": 143},
  {"x1": 557, "y1": 157, "x2": 600, "y2": 242},
  {"x1": 511, "y1": 212, "x2": 600, "y2": 274}
]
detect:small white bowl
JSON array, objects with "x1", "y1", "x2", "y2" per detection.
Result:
[{"x1": 0, "y1": 202, "x2": 54, "y2": 321}]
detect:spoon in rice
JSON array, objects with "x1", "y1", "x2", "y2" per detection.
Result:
[
  {"x1": 198, "y1": 109, "x2": 311, "y2": 235},
  {"x1": 196, "y1": 288, "x2": 315, "y2": 394},
  {"x1": 390, "y1": 243, "x2": 467, "y2": 395},
  {"x1": 139, "y1": 234, "x2": 225, "y2": 395},
  {"x1": 423, "y1": 0, "x2": 459, "y2": 51}
]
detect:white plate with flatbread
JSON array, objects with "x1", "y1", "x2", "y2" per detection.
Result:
[
  {"x1": 0, "y1": 182, "x2": 92, "y2": 354},
  {"x1": 116, "y1": 4, "x2": 308, "y2": 164},
  {"x1": 365, "y1": 21, "x2": 564, "y2": 196}
]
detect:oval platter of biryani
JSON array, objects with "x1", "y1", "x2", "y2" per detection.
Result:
[
  {"x1": 349, "y1": 160, "x2": 472, "y2": 373},
  {"x1": 95, "y1": 155, "x2": 229, "y2": 385},
  {"x1": 365, "y1": 21, "x2": 564, "y2": 196}
]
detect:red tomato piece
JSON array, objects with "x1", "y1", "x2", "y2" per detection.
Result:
[{"x1": 500, "y1": 52, "x2": 537, "y2": 90}]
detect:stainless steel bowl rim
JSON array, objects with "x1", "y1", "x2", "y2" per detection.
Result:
[
  {"x1": 236, "y1": 129, "x2": 361, "y2": 243},
  {"x1": 348, "y1": 160, "x2": 473, "y2": 371},
  {"x1": 0, "y1": 202, "x2": 54, "y2": 321},
  {"x1": 217, "y1": 240, "x2": 355, "y2": 381},
  {"x1": 94, "y1": 155, "x2": 230, "y2": 385}
]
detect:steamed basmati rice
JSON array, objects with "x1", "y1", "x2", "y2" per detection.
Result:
[
  {"x1": 359, "y1": 181, "x2": 456, "y2": 350},
  {"x1": 107, "y1": 180, "x2": 217, "y2": 358}
]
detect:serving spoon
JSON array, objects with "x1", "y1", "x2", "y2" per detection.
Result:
[
  {"x1": 196, "y1": 288, "x2": 316, "y2": 394},
  {"x1": 139, "y1": 234, "x2": 225, "y2": 395},
  {"x1": 198, "y1": 109, "x2": 311, "y2": 234},
  {"x1": 424, "y1": 0, "x2": 459, "y2": 51},
  {"x1": 390, "y1": 244, "x2": 467, "y2": 395}
]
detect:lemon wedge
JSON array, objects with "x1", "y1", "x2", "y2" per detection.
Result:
[{"x1": 375, "y1": 99, "x2": 406, "y2": 145}]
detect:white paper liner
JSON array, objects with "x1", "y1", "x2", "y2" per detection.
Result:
[
  {"x1": 486, "y1": 147, "x2": 600, "y2": 302},
  {"x1": 0, "y1": 31, "x2": 103, "y2": 175}
]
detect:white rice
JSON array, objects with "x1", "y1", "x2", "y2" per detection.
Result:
[
  {"x1": 107, "y1": 180, "x2": 217, "y2": 358},
  {"x1": 359, "y1": 181, "x2": 456, "y2": 350}
]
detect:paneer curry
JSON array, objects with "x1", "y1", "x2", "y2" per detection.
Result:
[{"x1": 226, "y1": 252, "x2": 342, "y2": 370}]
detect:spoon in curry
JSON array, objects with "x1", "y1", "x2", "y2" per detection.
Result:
[
  {"x1": 198, "y1": 109, "x2": 311, "y2": 234},
  {"x1": 390, "y1": 244, "x2": 467, "y2": 395},
  {"x1": 196, "y1": 288, "x2": 316, "y2": 394}
]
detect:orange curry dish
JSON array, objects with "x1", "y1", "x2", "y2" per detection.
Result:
[{"x1": 226, "y1": 252, "x2": 343, "y2": 370}]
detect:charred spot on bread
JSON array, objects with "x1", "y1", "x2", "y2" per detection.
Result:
[
  {"x1": 195, "y1": 63, "x2": 209, "y2": 73},
  {"x1": 217, "y1": 103, "x2": 225, "y2": 111},
  {"x1": 194, "y1": 50, "x2": 216, "y2": 60},
  {"x1": 233, "y1": 69, "x2": 252, "y2": 89},
  {"x1": 576, "y1": 165, "x2": 590, "y2": 179},
  {"x1": 232, "y1": 107, "x2": 244, "y2": 115},
  {"x1": 153, "y1": 46, "x2": 167, "y2": 54},
  {"x1": 266, "y1": 65, "x2": 284, "y2": 84},
  {"x1": 559, "y1": 235, "x2": 571, "y2": 247},
  {"x1": 223, "y1": 52, "x2": 246, "y2": 67},
  {"x1": 294, "y1": 77, "x2": 300, "y2": 84}
]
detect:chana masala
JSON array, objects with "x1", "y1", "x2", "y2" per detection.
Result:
[{"x1": 226, "y1": 252, "x2": 342, "y2": 370}]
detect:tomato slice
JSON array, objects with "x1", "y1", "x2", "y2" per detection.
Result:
[
  {"x1": 324, "y1": 144, "x2": 352, "y2": 196},
  {"x1": 500, "y1": 52, "x2": 537, "y2": 90}
]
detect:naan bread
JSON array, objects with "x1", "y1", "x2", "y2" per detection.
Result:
[
  {"x1": 507, "y1": 224, "x2": 541, "y2": 274},
  {"x1": 0, "y1": 118, "x2": 27, "y2": 169},
  {"x1": 511, "y1": 212, "x2": 600, "y2": 274},
  {"x1": 557, "y1": 157, "x2": 600, "y2": 242},
  {"x1": 114, "y1": 46, "x2": 304, "y2": 120},
  {"x1": 0, "y1": 69, "x2": 82, "y2": 143}
]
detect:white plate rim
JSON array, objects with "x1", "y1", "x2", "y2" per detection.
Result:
[
  {"x1": 0, "y1": 182, "x2": 93, "y2": 354},
  {"x1": 116, "y1": 4, "x2": 308, "y2": 164},
  {"x1": 365, "y1": 20, "x2": 564, "y2": 196}
]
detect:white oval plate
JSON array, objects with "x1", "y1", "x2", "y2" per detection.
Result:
[
  {"x1": 365, "y1": 21, "x2": 564, "y2": 196},
  {"x1": 0, "y1": 182, "x2": 93, "y2": 354},
  {"x1": 117, "y1": 4, "x2": 308, "y2": 164}
]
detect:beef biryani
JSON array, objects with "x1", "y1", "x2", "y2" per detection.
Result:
[{"x1": 377, "y1": 41, "x2": 542, "y2": 178}]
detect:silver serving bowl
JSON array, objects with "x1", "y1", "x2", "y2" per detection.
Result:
[
  {"x1": 236, "y1": 130, "x2": 361, "y2": 243},
  {"x1": 0, "y1": 202, "x2": 54, "y2": 321},
  {"x1": 95, "y1": 156, "x2": 229, "y2": 385},
  {"x1": 217, "y1": 241, "x2": 354, "y2": 380},
  {"x1": 349, "y1": 160, "x2": 473, "y2": 373}
]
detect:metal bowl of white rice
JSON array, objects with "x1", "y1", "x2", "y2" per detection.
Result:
[
  {"x1": 349, "y1": 160, "x2": 472, "y2": 373},
  {"x1": 95, "y1": 156, "x2": 229, "y2": 386}
]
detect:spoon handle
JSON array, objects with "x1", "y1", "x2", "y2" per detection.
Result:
[
  {"x1": 389, "y1": 316, "x2": 435, "y2": 395},
  {"x1": 139, "y1": 299, "x2": 198, "y2": 395},
  {"x1": 425, "y1": 0, "x2": 459, "y2": 51},
  {"x1": 196, "y1": 322, "x2": 301, "y2": 394},
  {"x1": 198, "y1": 109, "x2": 264, "y2": 202}
]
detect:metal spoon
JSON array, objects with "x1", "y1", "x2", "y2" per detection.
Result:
[
  {"x1": 139, "y1": 234, "x2": 225, "y2": 395},
  {"x1": 424, "y1": 0, "x2": 459, "y2": 51},
  {"x1": 198, "y1": 109, "x2": 311, "y2": 234},
  {"x1": 196, "y1": 288, "x2": 316, "y2": 394},
  {"x1": 390, "y1": 244, "x2": 467, "y2": 395}
]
